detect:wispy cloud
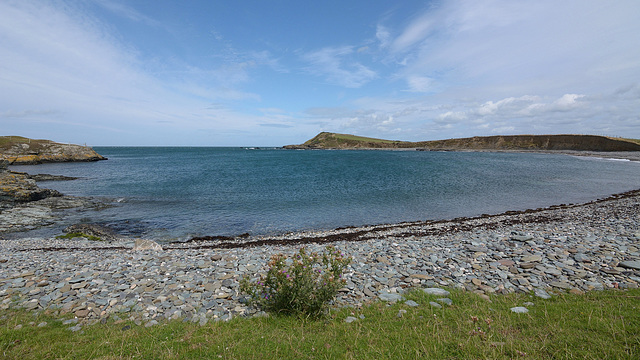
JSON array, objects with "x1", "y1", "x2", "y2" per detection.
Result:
[
  {"x1": 0, "y1": 0, "x2": 269, "y2": 145},
  {"x1": 302, "y1": 46, "x2": 377, "y2": 88},
  {"x1": 321, "y1": 0, "x2": 640, "y2": 140},
  {"x1": 92, "y1": 0, "x2": 162, "y2": 27}
]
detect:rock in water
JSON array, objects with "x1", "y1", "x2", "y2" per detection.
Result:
[
  {"x1": 0, "y1": 168, "x2": 62, "y2": 203},
  {"x1": 63, "y1": 224, "x2": 120, "y2": 241}
]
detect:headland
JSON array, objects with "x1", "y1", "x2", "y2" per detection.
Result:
[
  {"x1": 0, "y1": 136, "x2": 106, "y2": 165},
  {"x1": 284, "y1": 132, "x2": 640, "y2": 154}
]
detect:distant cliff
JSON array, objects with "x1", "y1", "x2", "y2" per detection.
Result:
[
  {"x1": 284, "y1": 132, "x2": 640, "y2": 152},
  {"x1": 0, "y1": 136, "x2": 106, "y2": 165}
]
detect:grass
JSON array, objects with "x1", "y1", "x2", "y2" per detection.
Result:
[
  {"x1": 331, "y1": 133, "x2": 399, "y2": 144},
  {"x1": 619, "y1": 137, "x2": 640, "y2": 146},
  {"x1": 0, "y1": 136, "x2": 50, "y2": 150},
  {"x1": 1, "y1": 288, "x2": 639, "y2": 359}
]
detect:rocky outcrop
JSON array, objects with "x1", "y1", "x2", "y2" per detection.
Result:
[
  {"x1": 0, "y1": 160, "x2": 62, "y2": 204},
  {"x1": 0, "y1": 136, "x2": 106, "y2": 165},
  {"x1": 63, "y1": 224, "x2": 121, "y2": 241}
]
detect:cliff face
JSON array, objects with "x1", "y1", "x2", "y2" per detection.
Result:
[
  {"x1": 0, "y1": 136, "x2": 106, "y2": 165},
  {"x1": 285, "y1": 132, "x2": 640, "y2": 152}
]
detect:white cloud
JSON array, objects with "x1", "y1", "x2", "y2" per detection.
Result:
[
  {"x1": 390, "y1": 12, "x2": 434, "y2": 54},
  {"x1": 0, "y1": 0, "x2": 271, "y2": 145},
  {"x1": 331, "y1": 0, "x2": 640, "y2": 141},
  {"x1": 436, "y1": 111, "x2": 467, "y2": 123},
  {"x1": 551, "y1": 94, "x2": 585, "y2": 111},
  {"x1": 383, "y1": 0, "x2": 640, "y2": 99},
  {"x1": 405, "y1": 76, "x2": 433, "y2": 93},
  {"x1": 302, "y1": 46, "x2": 377, "y2": 88},
  {"x1": 376, "y1": 25, "x2": 391, "y2": 49}
]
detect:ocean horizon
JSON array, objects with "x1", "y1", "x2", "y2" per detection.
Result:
[{"x1": 9, "y1": 147, "x2": 640, "y2": 241}]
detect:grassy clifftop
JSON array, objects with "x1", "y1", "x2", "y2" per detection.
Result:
[
  {"x1": 0, "y1": 136, "x2": 106, "y2": 165},
  {"x1": 284, "y1": 132, "x2": 640, "y2": 152}
]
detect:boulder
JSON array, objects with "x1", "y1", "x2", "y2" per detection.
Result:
[{"x1": 133, "y1": 239, "x2": 163, "y2": 251}]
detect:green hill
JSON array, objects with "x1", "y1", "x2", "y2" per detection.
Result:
[{"x1": 284, "y1": 132, "x2": 640, "y2": 152}]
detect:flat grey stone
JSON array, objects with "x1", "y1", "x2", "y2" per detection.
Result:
[
  {"x1": 510, "y1": 307, "x2": 529, "y2": 313},
  {"x1": 423, "y1": 288, "x2": 450, "y2": 296},
  {"x1": 378, "y1": 293, "x2": 404, "y2": 302},
  {"x1": 69, "y1": 325, "x2": 82, "y2": 332},
  {"x1": 429, "y1": 301, "x2": 442, "y2": 309},
  {"x1": 521, "y1": 255, "x2": 542, "y2": 262},
  {"x1": 574, "y1": 254, "x2": 590, "y2": 262},
  {"x1": 619, "y1": 260, "x2": 640, "y2": 270},
  {"x1": 511, "y1": 235, "x2": 533, "y2": 242},
  {"x1": 436, "y1": 298, "x2": 453, "y2": 306},
  {"x1": 344, "y1": 316, "x2": 358, "y2": 323},
  {"x1": 545, "y1": 267, "x2": 563, "y2": 276},
  {"x1": 404, "y1": 300, "x2": 419, "y2": 307},
  {"x1": 550, "y1": 281, "x2": 572, "y2": 290},
  {"x1": 534, "y1": 289, "x2": 552, "y2": 299}
]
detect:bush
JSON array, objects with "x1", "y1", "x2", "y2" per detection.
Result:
[{"x1": 240, "y1": 245, "x2": 351, "y2": 317}]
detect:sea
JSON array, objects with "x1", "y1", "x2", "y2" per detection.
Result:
[{"x1": 9, "y1": 147, "x2": 640, "y2": 241}]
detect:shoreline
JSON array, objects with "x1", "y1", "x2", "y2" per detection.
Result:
[
  {"x1": 290, "y1": 147, "x2": 640, "y2": 161},
  {"x1": 1, "y1": 187, "x2": 639, "y2": 326},
  {"x1": 2, "y1": 148, "x2": 638, "y2": 241}
]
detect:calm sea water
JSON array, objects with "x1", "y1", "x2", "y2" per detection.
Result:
[{"x1": 9, "y1": 148, "x2": 640, "y2": 241}]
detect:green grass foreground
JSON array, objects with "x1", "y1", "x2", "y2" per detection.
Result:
[{"x1": 1, "y1": 288, "x2": 638, "y2": 359}]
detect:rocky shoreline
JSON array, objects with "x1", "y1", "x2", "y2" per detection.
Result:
[
  {"x1": 1, "y1": 187, "x2": 639, "y2": 330},
  {"x1": 0, "y1": 160, "x2": 108, "y2": 233},
  {"x1": 0, "y1": 136, "x2": 106, "y2": 165}
]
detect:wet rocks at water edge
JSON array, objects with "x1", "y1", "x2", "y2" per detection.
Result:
[{"x1": 1, "y1": 189, "x2": 639, "y2": 329}]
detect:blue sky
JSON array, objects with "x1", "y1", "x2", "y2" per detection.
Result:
[{"x1": 1, "y1": 0, "x2": 639, "y2": 146}]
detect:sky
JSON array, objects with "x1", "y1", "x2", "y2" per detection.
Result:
[{"x1": 1, "y1": 0, "x2": 639, "y2": 146}]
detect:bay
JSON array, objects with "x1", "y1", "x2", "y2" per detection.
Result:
[{"x1": 10, "y1": 148, "x2": 640, "y2": 241}]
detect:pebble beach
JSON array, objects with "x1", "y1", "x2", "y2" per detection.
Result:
[{"x1": 1, "y1": 187, "x2": 639, "y2": 331}]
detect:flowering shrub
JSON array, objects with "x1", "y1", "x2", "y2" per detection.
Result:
[{"x1": 240, "y1": 245, "x2": 351, "y2": 317}]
